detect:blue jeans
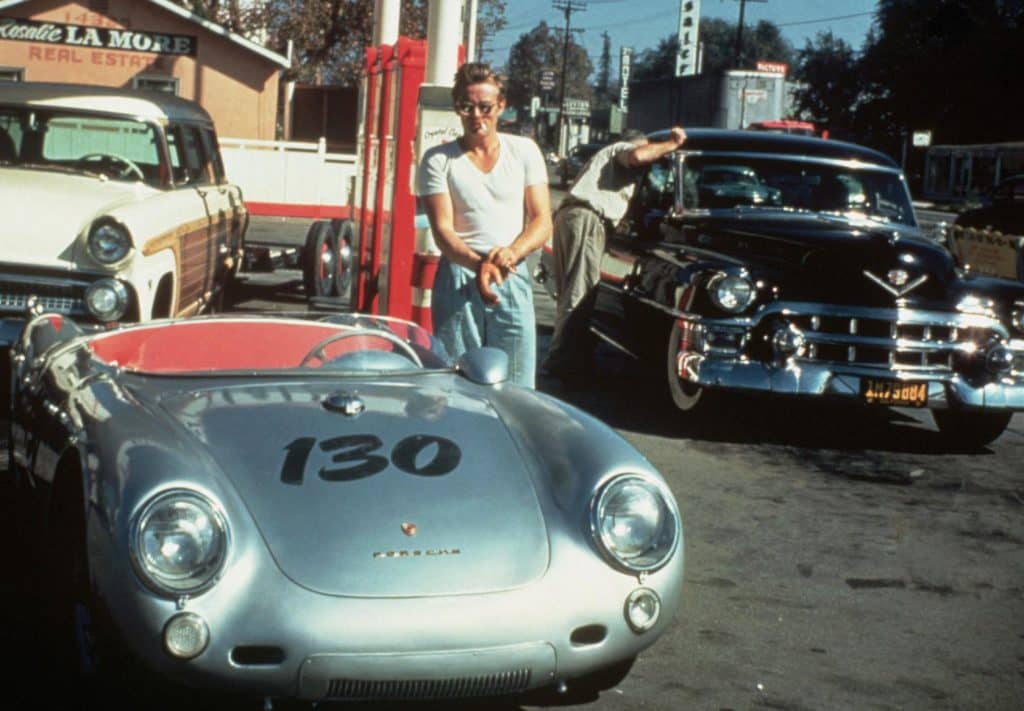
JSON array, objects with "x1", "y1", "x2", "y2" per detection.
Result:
[{"x1": 431, "y1": 257, "x2": 536, "y2": 388}]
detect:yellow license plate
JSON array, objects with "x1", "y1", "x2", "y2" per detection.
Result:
[{"x1": 861, "y1": 379, "x2": 929, "y2": 407}]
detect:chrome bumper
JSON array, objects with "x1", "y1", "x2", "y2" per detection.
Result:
[
  {"x1": 686, "y1": 355, "x2": 1024, "y2": 409},
  {"x1": 678, "y1": 301, "x2": 1024, "y2": 410}
]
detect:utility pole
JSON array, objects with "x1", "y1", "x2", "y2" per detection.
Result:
[
  {"x1": 553, "y1": 0, "x2": 586, "y2": 157},
  {"x1": 730, "y1": 0, "x2": 766, "y2": 68}
]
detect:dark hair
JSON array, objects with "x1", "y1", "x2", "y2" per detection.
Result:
[{"x1": 452, "y1": 62, "x2": 506, "y2": 103}]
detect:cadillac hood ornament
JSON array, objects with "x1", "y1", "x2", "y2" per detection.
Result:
[{"x1": 863, "y1": 269, "x2": 928, "y2": 298}]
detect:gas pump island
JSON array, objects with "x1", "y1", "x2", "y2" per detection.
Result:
[{"x1": 304, "y1": 27, "x2": 464, "y2": 333}]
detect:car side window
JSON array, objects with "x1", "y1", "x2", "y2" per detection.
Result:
[
  {"x1": 200, "y1": 127, "x2": 226, "y2": 184},
  {"x1": 633, "y1": 159, "x2": 676, "y2": 237},
  {"x1": 168, "y1": 124, "x2": 210, "y2": 186},
  {"x1": 0, "y1": 110, "x2": 22, "y2": 162}
]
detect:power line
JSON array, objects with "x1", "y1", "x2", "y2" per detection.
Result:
[{"x1": 776, "y1": 11, "x2": 875, "y2": 28}]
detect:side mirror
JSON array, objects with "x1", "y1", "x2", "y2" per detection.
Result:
[{"x1": 456, "y1": 347, "x2": 509, "y2": 385}]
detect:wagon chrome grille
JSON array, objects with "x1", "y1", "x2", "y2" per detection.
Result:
[
  {"x1": 0, "y1": 272, "x2": 90, "y2": 317},
  {"x1": 0, "y1": 290, "x2": 83, "y2": 315},
  {"x1": 787, "y1": 311, "x2": 995, "y2": 372},
  {"x1": 324, "y1": 669, "x2": 532, "y2": 700}
]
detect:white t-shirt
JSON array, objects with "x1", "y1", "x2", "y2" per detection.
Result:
[
  {"x1": 416, "y1": 133, "x2": 548, "y2": 254},
  {"x1": 568, "y1": 141, "x2": 638, "y2": 224}
]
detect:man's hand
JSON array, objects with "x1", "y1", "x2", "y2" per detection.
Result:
[
  {"x1": 477, "y1": 261, "x2": 505, "y2": 304},
  {"x1": 486, "y1": 245, "x2": 519, "y2": 272},
  {"x1": 668, "y1": 126, "x2": 687, "y2": 146}
]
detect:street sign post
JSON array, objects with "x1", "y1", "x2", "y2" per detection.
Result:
[
  {"x1": 913, "y1": 130, "x2": 933, "y2": 148},
  {"x1": 539, "y1": 69, "x2": 556, "y2": 92}
]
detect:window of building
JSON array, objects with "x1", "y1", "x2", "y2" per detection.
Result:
[
  {"x1": 132, "y1": 75, "x2": 179, "y2": 95},
  {"x1": 0, "y1": 67, "x2": 24, "y2": 82}
]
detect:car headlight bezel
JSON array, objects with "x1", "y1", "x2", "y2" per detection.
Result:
[
  {"x1": 708, "y1": 273, "x2": 757, "y2": 313},
  {"x1": 84, "y1": 279, "x2": 129, "y2": 322},
  {"x1": 590, "y1": 473, "x2": 681, "y2": 574},
  {"x1": 87, "y1": 219, "x2": 133, "y2": 265},
  {"x1": 130, "y1": 489, "x2": 230, "y2": 597}
]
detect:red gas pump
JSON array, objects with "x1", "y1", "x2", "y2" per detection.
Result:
[
  {"x1": 349, "y1": 37, "x2": 461, "y2": 331},
  {"x1": 352, "y1": 46, "x2": 383, "y2": 312},
  {"x1": 351, "y1": 38, "x2": 426, "y2": 323}
]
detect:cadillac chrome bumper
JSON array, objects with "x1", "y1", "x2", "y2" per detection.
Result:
[
  {"x1": 684, "y1": 355, "x2": 1024, "y2": 409},
  {"x1": 677, "y1": 302, "x2": 1024, "y2": 410}
]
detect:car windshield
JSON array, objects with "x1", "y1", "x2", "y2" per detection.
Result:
[
  {"x1": 0, "y1": 105, "x2": 164, "y2": 187},
  {"x1": 85, "y1": 315, "x2": 451, "y2": 375},
  {"x1": 673, "y1": 154, "x2": 915, "y2": 225}
]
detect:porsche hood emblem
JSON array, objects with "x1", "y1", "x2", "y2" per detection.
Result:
[
  {"x1": 401, "y1": 522, "x2": 417, "y2": 536},
  {"x1": 373, "y1": 548, "x2": 461, "y2": 559},
  {"x1": 863, "y1": 269, "x2": 928, "y2": 298}
]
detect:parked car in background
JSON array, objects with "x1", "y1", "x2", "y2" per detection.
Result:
[
  {"x1": 944, "y1": 174, "x2": 1024, "y2": 284},
  {"x1": 541, "y1": 129, "x2": 1024, "y2": 448},
  {"x1": 955, "y1": 174, "x2": 1024, "y2": 236},
  {"x1": 8, "y1": 311, "x2": 685, "y2": 705},
  {"x1": 693, "y1": 164, "x2": 783, "y2": 208},
  {"x1": 0, "y1": 82, "x2": 247, "y2": 350},
  {"x1": 560, "y1": 142, "x2": 606, "y2": 187},
  {"x1": 746, "y1": 119, "x2": 822, "y2": 137}
]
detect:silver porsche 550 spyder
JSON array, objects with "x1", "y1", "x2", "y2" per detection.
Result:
[{"x1": 6, "y1": 311, "x2": 684, "y2": 706}]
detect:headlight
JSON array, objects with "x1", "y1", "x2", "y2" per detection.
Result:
[
  {"x1": 131, "y1": 489, "x2": 229, "y2": 596},
  {"x1": 591, "y1": 474, "x2": 680, "y2": 573},
  {"x1": 1012, "y1": 303, "x2": 1024, "y2": 334},
  {"x1": 87, "y1": 221, "x2": 132, "y2": 264},
  {"x1": 708, "y1": 273, "x2": 756, "y2": 313},
  {"x1": 84, "y1": 279, "x2": 128, "y2": 322}
]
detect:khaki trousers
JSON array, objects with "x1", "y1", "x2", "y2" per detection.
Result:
[{"x1": 544, "y1": 204, "x2": 607, "y2": 374}]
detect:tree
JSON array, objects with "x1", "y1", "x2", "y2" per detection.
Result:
[
  {"x1": 181, "y1": 1, "x2": 250, "y2": 33},
  {"x1": 631, "y1": 35, "x2": 677, "y2": 81},
  {"x1": 791, "y1": 32, "x2": 862, "y2": 139},
  {"x1": 173, "y1": 0, "x2": 509, "y2": 86},
  {"x1": 858, "y1": 0, "x2": 1024, "y2": 148},
  {"x1": 631, "y1": 18, "x2": 794, "y2": 81},
  {"x1": 504, "y1": 21, "x2": 592, "y2": 110}
]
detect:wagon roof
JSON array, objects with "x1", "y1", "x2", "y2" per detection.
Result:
[{"x1": 0, "y1": 82, "x2": 214, "y2": 123}]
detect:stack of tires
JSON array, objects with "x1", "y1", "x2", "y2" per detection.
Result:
[{"x1": 303, "y1": 218, "x2": 358, "y2": 303}]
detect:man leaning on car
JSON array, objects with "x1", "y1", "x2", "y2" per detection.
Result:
[{"x1": 543, "y1": 126, "x2": 688, "y2": 384}]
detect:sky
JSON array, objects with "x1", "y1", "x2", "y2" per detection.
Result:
[{"x1": 482, "y1": 0, "x2": 879, "y2": 70}]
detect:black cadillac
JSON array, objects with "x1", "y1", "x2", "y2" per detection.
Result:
[{"x1": 546, "y1": 129, "x2": 1024, "y2": 448}]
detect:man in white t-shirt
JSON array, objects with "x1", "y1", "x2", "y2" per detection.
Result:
[{"x1": 416, "y1": 63, "x2": 552, "y2": 387}]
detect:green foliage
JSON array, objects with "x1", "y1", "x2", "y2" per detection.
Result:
[
  {"x1": 631, "y1": 17, "x2": 794, "y2": 81},
  {"x1": 172, "y1": 0, "x2": 508, "y2": 86},
  {"x1": 790, "y1": 0, "x2": 1024, "y2": 156},
  {"x1": 631, "y1": 35, "x2": 678, "y2": 82},
  {"x1": 791, "y1": 32, "x2": 861, "y2": 137},
  {"x1": 504, "y1": 21, "x2": 593, "y2": 109},
  {"x1": 861, "y1": 0, "x2": 1024, "y2": 146}
]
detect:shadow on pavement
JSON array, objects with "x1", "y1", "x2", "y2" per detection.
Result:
[{"x1": 536, "y1": 365, "x2": 1000, "y2": 458}]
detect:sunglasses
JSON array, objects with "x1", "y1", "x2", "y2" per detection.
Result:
[{"x1": 455, "y1": 101, "x2": 497, "y2": 117}]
